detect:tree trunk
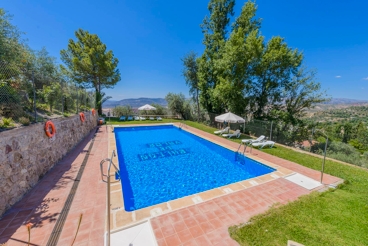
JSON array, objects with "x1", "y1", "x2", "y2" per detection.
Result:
[{"x1": 196, "y1": 88, "x2": 200, "y2": 122}]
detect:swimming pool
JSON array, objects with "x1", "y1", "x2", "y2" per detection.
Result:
[{"x1": 115, "y1": 125, "x2": 275, "y2": 211}]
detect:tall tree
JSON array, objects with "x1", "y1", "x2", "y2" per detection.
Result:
[
  {"x1": 112, "y1": 105, "x2": 133, "y2": 117},
  {"x1": 40, "y1": 82, "x2": 62, "y2": 112},
  {"x1": 194, "y1": 0, "x2": 327, "y2": 125},
  {"x1": 250, "y1": 36, "x2": 303, "y2": 119},
  {"x1": 0, "y1": 8, "x2": 29, "y2": 79},
  {"x1": 182, "y1": 51, "x2": 200, "y2": 121},
  {"x1": 165, "y1": 93, "x2": 191, "y2": 120},
  {"x1": 197, "y1": 0, "x2": 235, "y2": 114},
  {"x1": 212, "y1": 1, "x2": 262, "y2": 114},
  {"x1": 272, "y1": 68, "x2": 328, "y2": 126},
  {"x1": 60, "y1": 29, "x2": 120, "y2": 114},
  {"x1": 282, "y1": 68, "x2": 327, "y2": 124},
  {"x1": 22, "y1": 47, "x2": 60, "y2": 90}
]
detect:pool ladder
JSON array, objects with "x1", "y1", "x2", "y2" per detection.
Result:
[
  {"x1": 236, "y1": 142, "x2": 252, "y2": 164},
  {"x1": 100, "y1": 150, "x2": 120, "y2": 246},
  {"x1": 178, "y1": 121, "x2": 187, "y2": 129}
]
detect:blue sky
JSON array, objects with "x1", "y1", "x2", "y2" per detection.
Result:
[{"x1": 3, "y1": 0, "x2": 368, "y2": 100}]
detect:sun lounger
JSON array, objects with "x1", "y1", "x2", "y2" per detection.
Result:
[
  {"x1": 134, "y1": 116, "x2": 140, "y2": 120},
  {"x1": 119, "y1": 116, "x2": 126, "y2": 121},
  {"x1": 241, "y1": 135, "x2": 265, "y2": 145},
  {"x1": 149, "y1": 117, "x2": 155, "y2": 120},
  {"x1": 156, "y1": 117, "x2": 162, "y2": 121},
  {"x1": 140, "y1": 116, "x2": 146, "y2": 120},
  {"x1": 222, "y1": 129, "x2": 241, "y2": 138},
  {"x1": 214, "y1": 126, "x2": 230, "y2": 135},
  {"x1": 127, "y1": 116, "x2": 133, "y2": 121},
  {"x1": 252, "y1": 141, "x2": 275, "y2": 149}
]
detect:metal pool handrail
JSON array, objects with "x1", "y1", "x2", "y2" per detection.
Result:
[
  {"x1": 100, "y1": 150, "x2": 120, "y2": 246},
  {"x1": 179, "y1": 121, "x2": 188, "y2": 129}
]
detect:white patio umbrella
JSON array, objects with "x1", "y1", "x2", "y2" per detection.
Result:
[
  {"x1": 138, "y1": 104, "x2": 157, "y2": 111},
  {"x1": 138, "y1": 104, "x2": 156, "y2": 120},
  {"x1": 215, "y1": 112, "x2": 245, "y2": 131},
  {"x1": 215, "y1": 112, "x2": 245, "y2": 123}
]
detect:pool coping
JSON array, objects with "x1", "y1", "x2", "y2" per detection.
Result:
[{"x1": 107, "y1": 123, "x2": 300, "y2": 231}]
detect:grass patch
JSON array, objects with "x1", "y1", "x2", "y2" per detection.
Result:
[{"x1": 229, "y1": 145, "x2": 368, "y2": 245}]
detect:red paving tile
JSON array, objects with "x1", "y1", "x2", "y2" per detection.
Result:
[
  {"x1": 173, "y1": 220, "x2": 187, "y2": 233},
  {"x1": 177, "y1": 229, "x2": 193, "y2": 243},
  {"x1": 0, "y1": 126, "x2": 108, "y2": 246},
  {"x1": 152, "y1": 178, "x2": 313, "y2": 245},
  {"x1": 165, "y1": 234, "x2": 181, "y2": 245},
  {"x1": 189, "y1": 225, "x2": 205, "y2": 238}
]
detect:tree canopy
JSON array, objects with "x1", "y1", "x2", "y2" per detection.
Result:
[
  {"x1": 60, "y1": 29, "x2": 121, "y2": 114},
  {"x1": 0, "y1": 8, "x2": 28, "y2": 78},
  {"x1": 191, "y1": 0, "x2": 327, "y2": 120},
  {"x1": 165, "y1": 93, "x2": 192, "y2": 120}
]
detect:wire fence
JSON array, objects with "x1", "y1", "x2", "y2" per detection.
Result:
[
  {"x1": 0, "y1": 61, "x2": 95, "y2": 130},
  {"x1": 206, "y1": 112, "x2": 313, "y2": 148},
  {"x1": 205, "y1": 113, "x2": 365, "y2": 167}
]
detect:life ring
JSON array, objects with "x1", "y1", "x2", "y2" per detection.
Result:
[
  {"x1": 91, "y1": 108, "x2": 96, "y2": 116},
  {"x1": 45, "y1": 120, "x2": 56, "y2": 138},
  {"x1": 79, "y1": 112, "x2": 85, "y2": 122}
]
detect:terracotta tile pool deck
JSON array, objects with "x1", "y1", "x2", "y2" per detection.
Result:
[
  {"x1": 0, "y1": 123, "x2": 342, "y2": 246},
  {"x1": 0, "y1": 126, "x2": 108, "y2": 246}
]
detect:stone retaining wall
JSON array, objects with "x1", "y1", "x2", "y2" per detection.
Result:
[{"x1": 0, "y1": 112, "x2": 98, "y2": 217}]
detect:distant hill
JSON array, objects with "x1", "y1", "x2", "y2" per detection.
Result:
[
  {"x1": 306, "y1": 98, "x2": 368, "y2": 113},
  {"x1": 322, "y1": 98, "x2": 368, "y2": 105},
  {"x1": 103, "y1": 98, "x2": 167, "y2": 108}
]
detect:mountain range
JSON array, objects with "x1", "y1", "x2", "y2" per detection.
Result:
[
  {"x1": 102, "y1": 97, "x2": 368, "y2": 109},
  {"x1": 322, "y1": 98, "x2": 368, "y2": 105},
  {"x1": 103, "y1": 98, "x2": 167, "y2": 108}
]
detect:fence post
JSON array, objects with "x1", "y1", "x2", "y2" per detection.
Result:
[
  {"x1": 270, "y1": 121, "x2": 273, "y2": 141},
  {"x1": 310, "y1": 127, "x2": 315, "y2": 152},
  {"x1": 32, "y1": 71, "x2": 37, "y2": 123},
  {"x1": 61, "y1": 81, "x2": 64, "y2": 115},
  {"x1": 76, "y1": 86, "x2": 79, "y2": 113},
  {"x1": 321, "y1": 137, "x2": 328, "y2": 183}
]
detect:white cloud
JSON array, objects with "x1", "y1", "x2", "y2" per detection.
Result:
[
  {"x1": 335, "y1": 75, "x2": 341, "y2": 78},
  {"x1": 363, "y1": 77, "x2": 368, "y2": 80}
]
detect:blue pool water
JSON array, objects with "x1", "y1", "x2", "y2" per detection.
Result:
[{"x1": 115, "y1": 125, "x2": 275, "y2": 211}]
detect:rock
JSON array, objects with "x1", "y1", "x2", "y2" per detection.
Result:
[{"x1": 5, "y1": 144, "x2": 12, "y2": 154}]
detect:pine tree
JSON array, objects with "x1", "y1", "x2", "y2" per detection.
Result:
[{"x1": 60, "y1": 29, "x2": 120, "y2": 114}]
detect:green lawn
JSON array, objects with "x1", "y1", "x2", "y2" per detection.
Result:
[
  {"x1": 106, "y1": 119, "x2": 368, "y2": 245},
  {"x1": 229, "y1": 145, "x2": 368, "y2": 246}
]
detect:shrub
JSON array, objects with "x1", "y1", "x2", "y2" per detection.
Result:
[
  {"x1": 79, "y1": 105, "x2": 90, "y2": 111},
  {"x1": 112, "y1": 106, "x2": 133, "y2": 117},
  {"x1": 36, "y1": 103, "x2": 49, "y2": 111},
  {"x1": 19, "y1": 117, "x2": 30, "y2": 126},
  {"x1": 328, "y1": 152, "x2": 367, "y2": 167},
  {"x1": 324, "y1": 142, "x2": 367, "y2": 167},
  {"x1": 0, "y1": 117, "x2": 15, "y2": 128},
  {"x1": 327, "y1": 141, "x2": 358, "y2": 156}
]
